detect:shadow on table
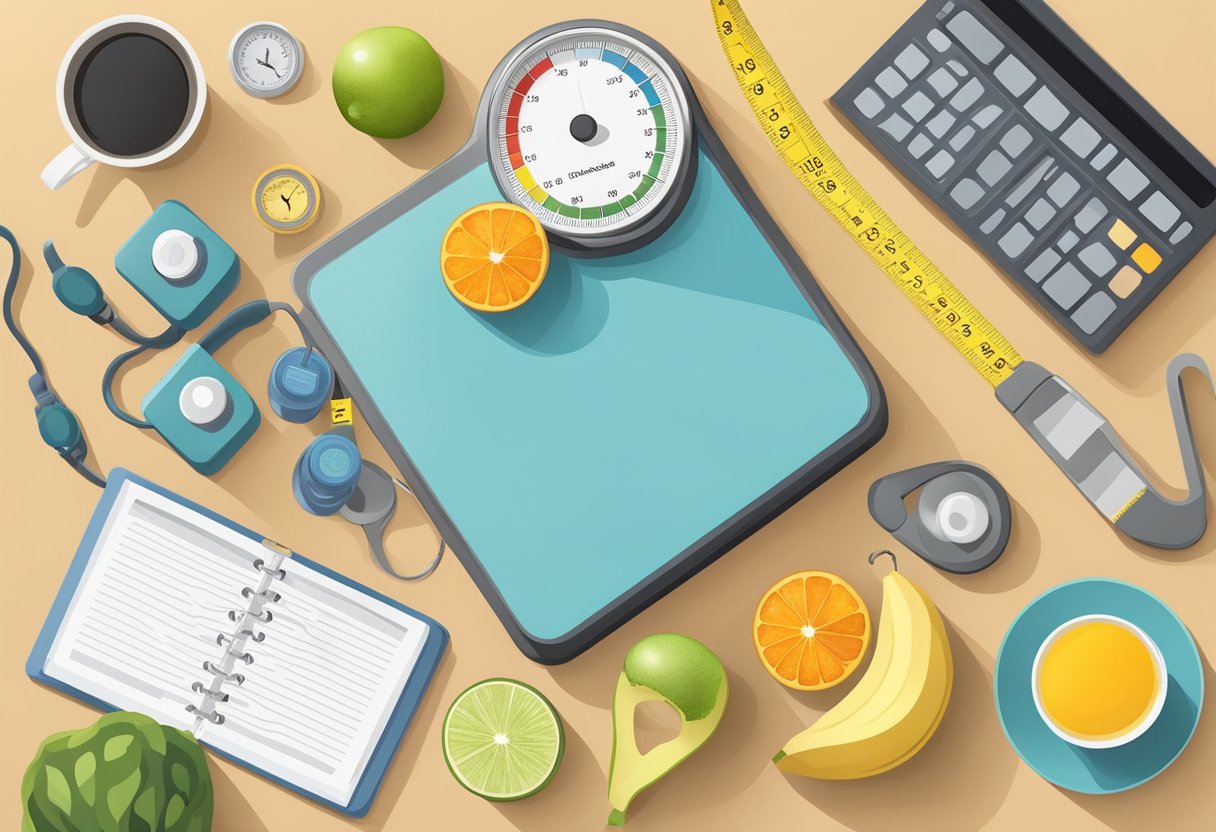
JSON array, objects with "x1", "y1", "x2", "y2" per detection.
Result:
[
  {"x1": 209, "y1": 764, "x2": 271, "y2": 832},
  {"x1": 778, "y1": 623, "x2": 1018, "y2": 832},
  {"x1": 1065, "y1": 649, "x2": 1213, "y2": 830}
]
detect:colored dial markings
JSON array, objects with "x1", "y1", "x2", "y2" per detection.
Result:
[{"x1": 492, "y1": 32, "x2": 689, "y2": 238}]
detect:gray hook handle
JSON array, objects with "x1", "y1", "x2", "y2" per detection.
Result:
[{"x1": 996, "y1": 353, "x2": 1212, "y2": 549}]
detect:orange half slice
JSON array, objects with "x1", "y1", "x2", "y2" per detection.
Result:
[
  {"x1": 753, "y1": 570, "x2": 871, "y2": 690},
  {"x1": 441, "y1": 202, "x2": 549, "y2": 312}
]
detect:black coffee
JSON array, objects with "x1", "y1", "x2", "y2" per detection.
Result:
[{"x1": 73, "y1": 33, "x2": 190, "y2": 157}]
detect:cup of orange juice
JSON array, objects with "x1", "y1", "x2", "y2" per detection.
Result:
[{"x1": 1032, "y1": 614, "x2": 1166, "y2": 749}]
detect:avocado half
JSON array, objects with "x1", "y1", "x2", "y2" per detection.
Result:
[{"x1": 606, "y1": 634, "x2": 729, "y2": 826}]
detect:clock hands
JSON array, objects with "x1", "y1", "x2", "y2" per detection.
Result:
[
  {"x1": 255, "y1": 47, "x2": 282, "y2": 79},
  {"x1": 280, "y1": 184, "x2": 301, "y2": 212}
]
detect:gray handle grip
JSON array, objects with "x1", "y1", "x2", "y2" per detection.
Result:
[{"x1": 995, "y1": 355, "x2": 1211, "y2": 549}]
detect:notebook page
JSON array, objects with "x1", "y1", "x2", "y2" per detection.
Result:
[
  {"x1": 200, "y1": 557, "x2": 428, "y2": 806},
  {"x1": 43, "y1": 480, "x2": 262, "y2": 731}
]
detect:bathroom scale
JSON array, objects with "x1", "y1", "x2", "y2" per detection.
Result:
[{"x1": 294, "y1": 21, "x2": 886, "y2": 663}]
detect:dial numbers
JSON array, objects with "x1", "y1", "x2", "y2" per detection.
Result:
[
  {"x1": 490, "y1": 31, "x2": 690, "y2": 240},
  {"x1": 261, "y1": 176, "x2": 310, "y2": 222}
]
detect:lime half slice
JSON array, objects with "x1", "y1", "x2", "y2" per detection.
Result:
[{"x1": 441, "y1": 678, "x2": 564, "y2": 801}]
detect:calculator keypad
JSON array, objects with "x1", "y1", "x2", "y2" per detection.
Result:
[{"x1": 836, "y1": 0, "x2": 1203, "y2": 351}]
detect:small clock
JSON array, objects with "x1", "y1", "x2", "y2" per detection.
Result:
[
  {"x1": 253, "y1": 165, "x2": 320, "y2": 234},
  {"x1": 229, "y1": 22, "x2": 303, "y2": 99}
]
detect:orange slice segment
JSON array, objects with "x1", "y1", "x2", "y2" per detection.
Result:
[
  {"x1": 753, "y1": 570, "x2": 871, "y2": 690},
  {"x1": 441, "y1": 202, "x2": 549, "y2": 312}
]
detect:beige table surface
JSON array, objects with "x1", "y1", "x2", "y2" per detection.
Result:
[{"x1": 2, "y1": 1, "x2": 1214, "y2": 830}]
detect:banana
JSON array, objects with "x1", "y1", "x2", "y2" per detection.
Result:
[{"x1": 774, "y1": 552, "x2": 953, "y2": 779}]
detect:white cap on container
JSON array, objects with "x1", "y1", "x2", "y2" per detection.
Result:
[
  {"x1": 152, "y1": 229, "x2": 201, "y2": 281},
  {"x1": 934, "y1": 491, "x2": 989, "y2": 544},
  {"x1": 179, "y1": 376, "x2": 228, "y2": 426}
]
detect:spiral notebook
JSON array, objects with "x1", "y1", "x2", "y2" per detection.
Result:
[{"x1": 26, "y1": 469, "x2": 448, "y2": 817}]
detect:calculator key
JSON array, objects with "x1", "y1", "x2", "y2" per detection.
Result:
[
  {"x1": 994, "y1": 54, "x2": 1036, "y2": 97},
  {"x1": 1108, "y1": 265, "x2": 1142, "y2": 298},
  {"x1": 1106, "y1": 219, "x2": 1136, "y2": 250},
  {"x1": 927, "y1": 110, "x2": 956, "y2": 138},
  {"x1": 946, "y1": 11, "x2": 1004, "y2": 64},
  {"x1": 1025, "y1": 197, "x2": 1056, "y2": 231},
  {"x1": 950, "y1": 177, "x2": 986, "y2": 209},
  {"x1": 903, "y1": 91, "x2": 935, "y2": 122},
  {"x1": 854, "y1": 88, "x2": 885, "y2": 119},
  {"x1": 999, "y1": 124, "x2": 1032, "y2": 158},
  {"x1": 927, "y1": 29, "x2": 952, "y2": 52},
  {"x1": 947, "y1": 59, "x2": 969, "y2": 77},
  {"x1": 1078, "y1": 242, "x2": 1117, "y2": 278},
  {"x1": 908, "y1": 133, "x2": 934, "y2": 158},
  {"x1": 1057, "y1": 230, "x2": 1079, "y2": 253},
  {"x1": 1138, "y1": 190, "x2": 1181, "y2": 232},
  {"x1": 1042, "y1": 262, "x2": 1091, "y2": 309},
  {"x1": 1071, "y1": 292, "x2": 1116, "y2": 334},
  {"x1": 972, "y1": 104, "x2": 1003, "y2": 128},
  {"x1": 1169, "y1": 221, "x2": 1193, "y2": 244},
  {"x1": 927, "y1": 67, "x2": 959, "y2": 98},
  {"x1": 978, "y1": 149, "x2": 1013, "y2": 186},
  {"x1": 1026, "y1": 248, "x2": 1061, "y2": 282},
  {"x1": 879, "y1": 113, "x2": 914, "y2": 141},
  {"x1": 1073, "y1": 197, "x2": 1107, "y2": 233},
  {"x1": 950, "y1": 78, "x2": 984, "y2": 112},
  {"x1": 894, "y1": 44, "x2": 930, "y2": 79},
  {"x1": 1060, "y1": 118, "x2": 1101, "y2": 158},
  {"x1": 1131, "y1": 242, "x2": 1162, "y2": 274},
  {"x1": 1107, "y1": 159, "x2": 1149, "y2": 200},
  {"x1": 950, "y1": 125, "x2": 977, "y2": 151},
  {"x1": 998, "y1": 222, "x2": 1034, "y2": 257},
  {"x1": 1006, "y1": 156, "x2": 1054, "y2": 208},
  {"x1": 876, "y1": 66, "x2": 908, "y2": 98},
  {"x1": 980, "y1": 208, "x2": 1006, "y2": 234},
  {"x1": 1026, "y1": 87, "x2": 1069, "y2": 131},
  {"x1": 926, "y1": 149, "x2": 955, "y2": 178},
  {"x1": 1046, "y1": 172, "x2": 1080, "y2": 207},
  {"x1": 1090, "y1": 143, "x2": 1118, "y2": 170}
]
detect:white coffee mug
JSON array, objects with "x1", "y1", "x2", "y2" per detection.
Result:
[{"x1": 42, "y1": 16, "x2": 207, "y2": 190}]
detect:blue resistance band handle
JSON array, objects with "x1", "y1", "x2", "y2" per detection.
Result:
[{"x1": 198, "y1": 300, "x2": 272, "y2": 354}]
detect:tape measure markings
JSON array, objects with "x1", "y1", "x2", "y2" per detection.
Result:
[{"x1": 710, "y1": 0, "x2": 1021, "y2": 387}]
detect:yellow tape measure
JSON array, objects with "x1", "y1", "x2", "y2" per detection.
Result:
[
  {"x1": 711, "y1": 0, "x2": 1021, "y2": 387},
  {"x1": 330, "y1": 397, "x2": 353, "y2": 426}
]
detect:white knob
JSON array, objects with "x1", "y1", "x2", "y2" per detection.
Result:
[
  {"x1": 935, "y1": 491, "x2": 989, "y2": 544},
  {"x1": 179, "y1": 377, "x2": 228, "y2": 426},
  {"x1": 152, "y1": 229, "x2": 201, "y2": 281}
]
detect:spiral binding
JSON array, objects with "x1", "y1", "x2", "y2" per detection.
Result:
[{"x1": 187, "y1": 542, "x2": 288, "y2": 727}]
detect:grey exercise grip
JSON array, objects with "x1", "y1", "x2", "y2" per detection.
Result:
[{"x1": 995, "y1": 354, "x2": 1211, "y2": 549}]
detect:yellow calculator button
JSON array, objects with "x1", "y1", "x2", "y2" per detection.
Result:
[
  {"x1": 1107, "y1": 218, "x2": 1136, "y2": 250},
  {"x1": 1109, "y1": 265, "x2": 1142, "y2": 298},
  {"x1": 1131, "y1": 243, "x2": 1162, "y2": 274}
]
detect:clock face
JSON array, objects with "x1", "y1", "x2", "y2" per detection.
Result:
[
  {"x1": 260, "y1": 175, "x2": 311, "y2": 223},
  {"x1": 232, "y1": 24, "x2": 301, "y2": 96}
]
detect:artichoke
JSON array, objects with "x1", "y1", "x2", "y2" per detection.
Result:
[{"x1": 21, "y1": 711, "x2": 213, "y2": 832}]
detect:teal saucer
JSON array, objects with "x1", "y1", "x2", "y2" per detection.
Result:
[{"x1": 994, "y1": 578, "x2": 1204, "y2": 794}]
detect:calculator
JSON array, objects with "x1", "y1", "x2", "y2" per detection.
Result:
[{"x1": 835, "y1": 0, "x2": 1216, "y2": 353}]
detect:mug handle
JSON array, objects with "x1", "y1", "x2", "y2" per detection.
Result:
[{"x1": 41, "y1": 144, "x2": 96, "y2": 190}]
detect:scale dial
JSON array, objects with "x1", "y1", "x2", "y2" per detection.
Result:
[
  {"x1": 489, "y1": 27, "x2": 693, "y2": 249},
  {"x1": 229, "y1": 22, "x2": 303, "y2": 99}
]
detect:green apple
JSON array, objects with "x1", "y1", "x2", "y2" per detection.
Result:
[
  {"x1": 607, "y1": 634, "x2": 728, "y2": 826},
  {"x1": 332, "y1": 27, "x2": 444, "y2": 138}
]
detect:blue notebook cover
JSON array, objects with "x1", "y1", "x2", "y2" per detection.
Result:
[{"x1": 26, "y1": 468, "x2": 449, "y2": 818}]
